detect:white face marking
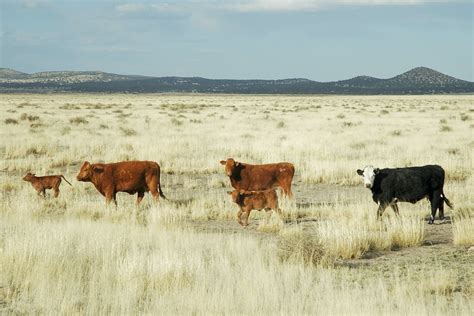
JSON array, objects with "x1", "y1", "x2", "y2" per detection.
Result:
[{"x1": 361, "y1": 166, "x2": 376, "y2": 189}]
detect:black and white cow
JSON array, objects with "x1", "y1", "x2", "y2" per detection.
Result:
[{"x1": 356, "y1": 165, "x2": 453, "y2": 224}]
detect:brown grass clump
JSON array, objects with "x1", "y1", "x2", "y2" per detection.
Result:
[
  {"x1": 20, "y1": 113, "x2": 40, "y2": 121},
  {"x1": 120, "y1": 127, "x2": 137, "y2": 136},
  {"x1": 5, "y1": 118, "x2": 18, "y2": 124},
  {"x1": 69, "y1": 117, "x2": 89, "y2": 124},
  {"x1": 440, "y1": 125, "x2": 452, "y2": 132}
]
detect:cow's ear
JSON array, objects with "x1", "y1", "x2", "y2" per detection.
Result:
[
  {"x1": 220, "y1": 160, "x2": 226, "y2": 165},
  {"x1": 92, "y1": 165, "x2": 104, "y2": 173},
  {"x1": 356, "y1": 169, "x2": 364, "y2": 176},
  {"x1": 374, "y1": 168, "x2": 380, "y2": 174}
]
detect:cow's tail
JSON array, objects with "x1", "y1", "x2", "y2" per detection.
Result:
[
  {"x1": 61, "y1": 175, "x2": 72, "y2": 186},
  {"x1": 441, "y1": 193, "x2": 453, "y2": 209},
  {"x1": 158, "y1": 183, "x2": 167, "y2": 200}
]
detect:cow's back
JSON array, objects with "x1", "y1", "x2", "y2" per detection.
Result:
[
  {"x1": 375, "y1": 165, "x2": 445, "y2": 202},
  {"x1": 108, "y1": 161, "x2": 159, "y2": 191},
  {"x1": 242, "y1": 190, "x2": 278, "y2": 210},
  {"x1": 236, "y1": 162, "x2": 293, "y2": 191}
]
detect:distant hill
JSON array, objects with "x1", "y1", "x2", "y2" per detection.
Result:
[
  {"x1": 0, "y1": 68, "x2": 149, "y2": 84},
  {"x1": 387, "y1": 67, "x2": 462, "y2": 85},
  {"x1": 0, "y1": 67, "x2": 472, "y2": 94}
]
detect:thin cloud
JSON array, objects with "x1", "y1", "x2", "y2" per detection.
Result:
[
  {"x1": 114, "y1": 0, "x2": 465, "y2": 14},
  {"x1": 115, "y1": 3, "x2": 147, "y2": 13},
  {"x1": 226, "y1": 0, "x2": 452, "y2": 12},
  {"x1": 19, "y1": 0, "x2": 50, "y2": 9}
]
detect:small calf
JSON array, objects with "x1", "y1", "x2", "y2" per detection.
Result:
[
  {"x1": 22, "y1": 172, "x2": 72, "y2": 197},
  {"x1": 228, "y1": 189, "x2": 281, "y2": 226}
]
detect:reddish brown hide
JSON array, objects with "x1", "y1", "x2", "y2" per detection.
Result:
[
  {"x1": 220, "y1": 158, "x2": 295, "y2": 198},
  {"x1": 228, "y1": 189, "x2": 281, "y2": 226},
  {"x1": 22, "y1": 172, "x2": 72, "y2": 197},
  {"x1": 76, "y1": 160, "x2": 166, "y2": 206}
]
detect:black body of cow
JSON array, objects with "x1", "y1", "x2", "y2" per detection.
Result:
[{"x1": 369, "y1": 165, "x2": 452, "y2": 224}]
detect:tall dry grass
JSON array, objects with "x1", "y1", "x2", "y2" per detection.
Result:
[
  {"x1": 1, "y1": 215, "x2": 472, "y2": 314},
  {"x1": 1, "y1": 94, "x2": 473, "y2": 314}
]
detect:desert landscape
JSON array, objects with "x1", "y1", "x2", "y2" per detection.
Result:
[{"x1": 1, "y1": 93, "x2": 473, "y2": 314}]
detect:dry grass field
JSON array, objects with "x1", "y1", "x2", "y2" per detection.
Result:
[{"x1": 1, "y1": 93, "x2": 473, "y2": 314}]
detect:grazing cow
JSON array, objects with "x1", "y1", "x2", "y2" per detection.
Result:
[
  {"x1": 220, "y1": 158, "x2": 295, "y2": 198},
  {"x1": 356, "y1": 165, "x2": 453, "y2": 224},
  {"x1": 228, "y1": 189, "x2": 281, "y2": 226},
  {"x1": 76, "y1": 160, "x2": 166, "y2": 206},
  {"x1": 22, "y1": 172, "x2": 72, "y2": 197}
]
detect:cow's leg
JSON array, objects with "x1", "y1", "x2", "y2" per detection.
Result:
[
  {"x1": 53, "y1": 186, "x2": 60, "y2": 198},
  {"x1": 377, "y1": 203, "x2": 388, "y2": 220},
  {"x1": 242, "y1": 208, "x2": 251, "y2": 226},
  {"x1": 275, "y1": 207, "x2": 283, "y2": 221},
  {"x1": 439, "y1": 197, "x2": 445, "y2": 221},
  {"x1": 35, "y1": 188, "x2": 43, "y2": 197},
  {"x1": 390, "y1": 203, "x2": 400, "y2": 216},
  {"x1": 237, "y1": 208, "x2": 244, "y2": 226},
  {"x1": 264, "y1": 208, "x2": 272, "y2": 224},
  {"x1": 137, "y1": 191, "x2": 145, "y2": 205},
  {"x1": 286, "y1": 183, "x2": 293, "y2": 199},
  {"x1": 146, "y1": 174, "x2": 159, "y2": 201},
  {"x1": 390, "y1": 203, "x2": 399, "y2": 216},
  {"x1": 279, "y1": 181, "x2": 293, "y2": 199},
  {"x1": 429, "y1": 191, "x2": 441, "y2": 224},
  {"x1": 105, "y1": 192, "x2": 117, "y2": 207}
]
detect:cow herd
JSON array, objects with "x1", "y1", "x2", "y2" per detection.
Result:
[{"x1": 22, "y1": 158, "x2": 452, "y2": 225}]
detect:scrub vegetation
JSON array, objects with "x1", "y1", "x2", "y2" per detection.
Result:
[{"x1": 1, "y1": 94, "x2": 473, "y2": 314}]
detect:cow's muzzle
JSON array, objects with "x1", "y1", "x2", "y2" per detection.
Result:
[{"x1": 365, "y1": 183, "x2": 372, "y2": 188}]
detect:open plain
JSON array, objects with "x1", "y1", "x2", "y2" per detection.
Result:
[{"x1": 1, "y1": 93, "x2": 473, "y2": 314}]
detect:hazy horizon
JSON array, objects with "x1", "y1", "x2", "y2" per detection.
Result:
[{"x1": 1, "y1": 0, "x2": 472, "y2": 81}]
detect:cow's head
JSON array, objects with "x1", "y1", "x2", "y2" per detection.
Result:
[
  {"x1": 220, "y1": 158, "x2": 240, "y2": 177},
  {"x1": 22, "y1": 172, "x2": 35, "y2": 182},
  {"x1": 76, "y1": 161, "x2": 104, "y2": 182},
  {"x1": 356, "y1": 166, "x2": 379, "y2": 189}
]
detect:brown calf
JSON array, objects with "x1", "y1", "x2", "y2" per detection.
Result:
[
  {"x1": 220, "y1": 158, "x2": 295, "y2": 198},
  {"x1": 76, "y1": 160, "x2": 166, "y2": 206},
  {"x1": 228, "y1": 189, "x2": 281, "y2": 226},
  {"x1": 22, "y1": 172, "x2": 72, "y2": 197}
]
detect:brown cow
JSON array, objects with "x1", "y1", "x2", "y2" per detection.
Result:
[
  {"x1": 22, "y1": 172, "x2": 72, "y2": 197},
  {"x1": 228, "y1": 189, "x2": 281, "y2": 226},
  {"x1": 220, "y1": 158, "x2": 295, "y2": 198},
  {"x1": 76, "y1": 160, "x2": 166, "y2": 206}
]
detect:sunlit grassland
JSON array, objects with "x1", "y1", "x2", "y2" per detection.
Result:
[{"x1": 1, "y1": 93, "x2": 473, "y2": 314}]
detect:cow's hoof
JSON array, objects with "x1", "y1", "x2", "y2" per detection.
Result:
[{"x1": 428, "y1": 220, "x2": 434, "y2": 225}]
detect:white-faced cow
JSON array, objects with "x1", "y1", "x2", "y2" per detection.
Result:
[{"x1": 357, "y1": 165, "x2": 453, "y2": 224}]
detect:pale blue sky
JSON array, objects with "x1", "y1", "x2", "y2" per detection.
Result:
[{"x1": 1, "y1": 0, "x2": 472, "y2": 81}]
